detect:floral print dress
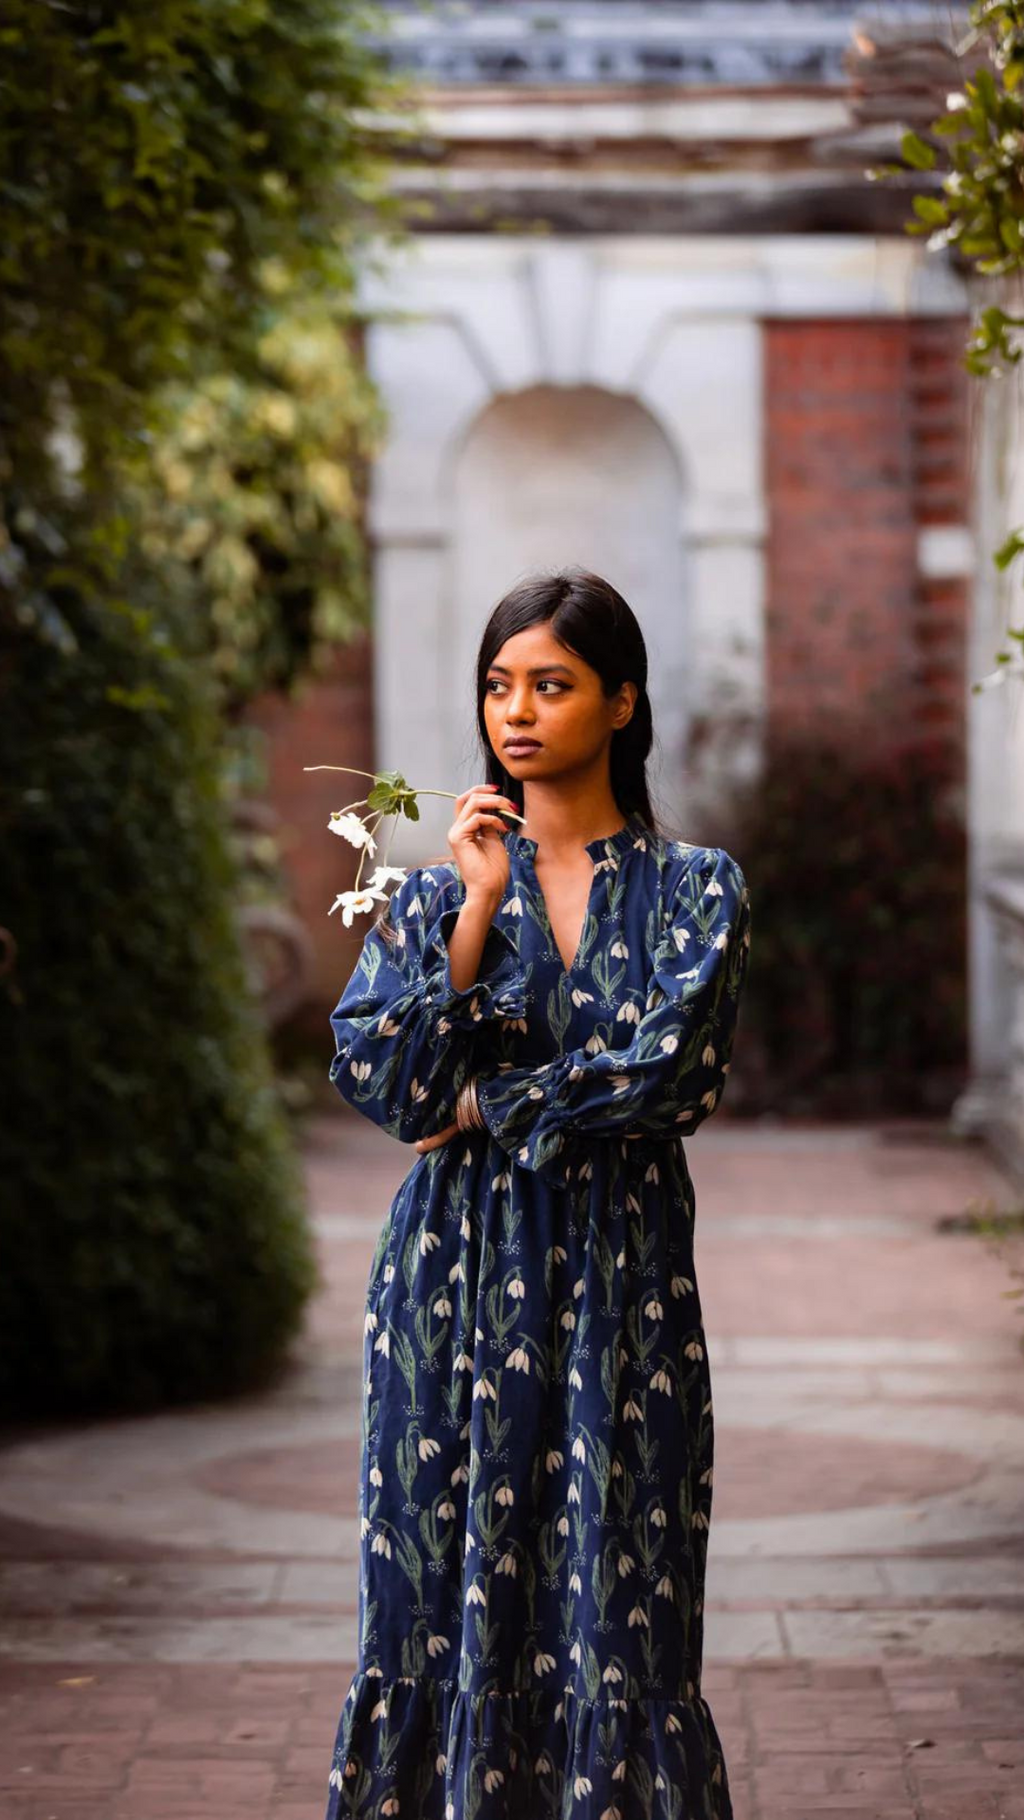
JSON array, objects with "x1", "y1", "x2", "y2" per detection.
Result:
[{"x1": 323, "y1": 808, "x2": 751, "y2": 1820}]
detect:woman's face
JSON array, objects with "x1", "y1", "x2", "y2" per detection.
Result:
[{"x1": 483, "y1": 622, "x2": 635, "y2": 783}]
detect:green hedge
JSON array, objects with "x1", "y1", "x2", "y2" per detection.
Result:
[
  {"x1": 0, "y1": 598, "x2": 318, "y2": 1418},
  {"x1": 725, "y1": 735, "x2": 968, "y2": 1116}
]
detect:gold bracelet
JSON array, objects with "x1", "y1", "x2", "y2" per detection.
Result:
[{"x1": 456, "y1": 1074, "x2": 484, "y2": 1131}]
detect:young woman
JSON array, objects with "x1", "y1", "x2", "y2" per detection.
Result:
[{"x1": 322, "y1": 569, "x2": 751, "y2": 1820}]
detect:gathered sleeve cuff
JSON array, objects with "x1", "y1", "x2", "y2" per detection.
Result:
[{"x1": 328, "y1": 867, "x2": 528, "y2": 1143}]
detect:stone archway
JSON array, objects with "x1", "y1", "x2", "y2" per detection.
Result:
[{"x1": 446, "y1": 381, "x2": 690, "y2": 793}]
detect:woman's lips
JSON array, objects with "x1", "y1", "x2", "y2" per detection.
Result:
[{"x1": 505, "y1": 740, "x2": 541, "y2": 753}]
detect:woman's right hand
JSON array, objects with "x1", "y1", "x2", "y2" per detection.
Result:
[{"x1": 448, "y1": 784, "x2": 518, "y2": 903}]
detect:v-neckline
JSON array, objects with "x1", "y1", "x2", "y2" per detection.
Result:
[{"x1": 507, "y1": 810, "x2": 646, "y2": 981}]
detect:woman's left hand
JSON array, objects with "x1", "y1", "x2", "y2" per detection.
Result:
[{"x1": 415, "y1": 1121, "x2": 460, "y2": 1153}]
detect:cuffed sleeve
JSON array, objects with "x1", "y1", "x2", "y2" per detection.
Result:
[
  {"x1": 328, "y1": 866, "x2": 527, "y2": 1143},
  {"x1": 473, "y1": 846, "x2": 751, "y2": 1187}
]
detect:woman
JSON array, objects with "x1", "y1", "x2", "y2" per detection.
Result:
[{"x1": 323, "y1": 569, "x2": 751, "y2": 1820}]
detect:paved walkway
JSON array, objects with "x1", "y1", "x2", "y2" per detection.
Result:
[{"x1": 1, "y1": 1114, "x2": 1023, "y2": 1819}]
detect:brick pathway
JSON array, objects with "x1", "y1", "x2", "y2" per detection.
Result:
[{"x1": 1, "y1": 1113, "x2": 1023, "y2": 1819}]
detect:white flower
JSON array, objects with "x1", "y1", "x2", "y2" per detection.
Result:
[
  {"x1": 329, "y1": 887, "x2": 389, "y2": 925},
  {"x1": 328, "y1": 810, "x2": 377, "y2": 852}
]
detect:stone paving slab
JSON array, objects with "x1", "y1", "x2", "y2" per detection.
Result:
[{"x1": 1, "y1": 1113, "x2": 1023, "y2": 1818}]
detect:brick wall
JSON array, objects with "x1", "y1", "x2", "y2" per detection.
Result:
[
  {"x1": 763, "y1": 316, "x2": 970, "y2": 779},
  {"x1": 243, "y1": 632, "x2": 376, "y2": 1043}
]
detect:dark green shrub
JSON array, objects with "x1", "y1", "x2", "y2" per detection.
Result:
[
  {"x1": 724, "y1": 736, "x2": 968, "y2": 1117},
  {"x1": 0, "y1": 594, "x2": 318, "y2": 1419}
]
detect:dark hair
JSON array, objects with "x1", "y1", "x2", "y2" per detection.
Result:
[
  {"x1": 374, "y1": 567, "x2": 661, "y2": 943},
  {"x1": 476, "y1": 566, "x2": 659, "y2": 827}
]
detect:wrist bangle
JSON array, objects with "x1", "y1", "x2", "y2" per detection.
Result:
[{"x1": 456, "y1": 1074, "x2": 484, "y2": 1131}]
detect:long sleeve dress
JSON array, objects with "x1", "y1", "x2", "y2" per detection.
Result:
[{"x1": 322, "y1": 807, "x2": 751, "y2": 1820}]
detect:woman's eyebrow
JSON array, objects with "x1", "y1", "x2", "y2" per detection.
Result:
[{"x1": 487, "y1": 663, "x2": 576, "y2": 678}]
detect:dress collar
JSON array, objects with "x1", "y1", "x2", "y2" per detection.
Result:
[{"x1": 508, "y1": 808, "x2": 649, "y2": 862}]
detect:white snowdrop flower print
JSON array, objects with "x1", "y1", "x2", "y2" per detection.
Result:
[
  {"x1": 684, "y1": 1338, "x2": 704, "y2": 1360},
  {"x1": 495, "y1": 1483, "x2": 515, "y2": 1506},
  {"x1": 568, "y1": 1481, "x2": 580, "y2": 1504},
  {"x1": 569, "y1": 1639, "x2": 582, "y2": 1665},
  {"x1": 702, "y1": 1041, "x2": 717, "y2": 1066},
  {"x1": 557, "y1": 1514, "x2": 571, "y2": 1535},
  {"x1": 658, "y1": 1032, "x2": 679, "y2": 1056},
  {"x1": 449, "y1": 1260, "x2": 464, "y2": 1286},
  {"x1": 492, "y1": 1168, "x2": 512, "y2": 1190},
  {"x1": 700, "y1": 1464, "x2": 714, "y2": 1486},
  {"x1": 503, "y1": 893, "x2": 524, "y2": 917},
  {"x1": 496, "y1": 1551, "x2": 517, "y2": 1575},
  {"x1": 714, "y1": 929, "x2": 729, "y2": 949},
  {"x1": 570, "y1": 1569, "x2": 582, "y2": 1593},
  {"x1": 701, "y1": 1087, "x2": 719, "y2": 1111},
  {"x1": 374, "y1": 1329, "x2": 390, "y2": 1357},
  {"x1": 508, "y1": 1275, "x2": 525, "y2": 1299},
  {"x1": 350, "y1": 1058, "x2": 372, "y2": 1082},
  {"x1": 656, "y1": 1573, "x2": 675, "y2": 1600},
  {"x1": 611, "y1": 1458, "x2": 623, "y2": 1478},
  {"x1": 571, "y1": 1434, "x2": 586, "y2": 1461},
  {"x1": 611, "y1": 935, "x2": 629, "y2": 957},
  {"x1": 418, "y1": 1435, "x2": 440, "y2": 1461},
  {"x1": 616, "y1": 1000, "x2": 642, "y2": 1026},
  {"x1": 615, "y1": 1556, "x2": 634, "y2": 1581},
  {"x1": 467, "y1": 1580, "x2": 486, "y2": 1605},
  {"x1": 553, "y1": 1242, "x2": 567, "y2": 1263},
  {"x1": 612, "y1": 1756, "x2": 628, "y2": 1780},
  {"x1": 438, "y1": 1496, "x2": 457, "y2": 1518},
  {"x1": 526, "y1": 1083, "x2": 546, "y2": 1101},
  {"x1": 651, "y1": 1367, "x2": 672, "y2": 1392},
  {"x1": 582, "y1": 1033, "x2": 608, "y2": 1057},
  {"x1": 645, "y1": 1296, "x2": 663, "y2": 1321},
  {"x1": 410, "y1": 1078, "x2": 431, "y2": 1103},
  {"x1": 616, "y1": 1246, "x2": 626, "y2": 1267},
  {"x1": 603, "y1": 1661, "x2": 624, "y2": 1683},
  {"x1": 381, "y1": 1794, "x2": 399, "y2": 1814},
  {"x1": 573, "y1": 1276, "x2": 585, "y2": 1299},
  {"x1": 692, "y1": 1508, "x2": 709, "y2": 1530},
  {"x1": 484, "y1": 1768, "x2": 505, "y2": 1792},
  {"x1": 452, "y1": 1460, "x2": 469, "y2": 1486},
  {"x1": 473, "y1": 1375, "x2": 497, "y2": 1401},
  {"x1": 643, "y1": 1159, "x2": 660, "y2": 1183},
  {"x1": 508, "y1": 1346, "x2": 531, "y2": 1372},
  {"x1": 419, "y1": 1229, "x2": 440, "y2": 1254},
  {"x1": 383, "y1": 1262, "x2": 394, "y2": 1284},
  {"x1": 360, "y1": 1515, "x2": 372, "y2": 1537},
  {"x1": 627, "y1": 1603, "x2": 649, "y2": 1628},
  {"x1": 433, "y1": 1292, "x2": 451, "y2": 1317},
  {"x1": 436, "y1": 1748, "x2": 447, "y2": 1771},
  {"x1": 665, "y1": 1711, "x2": 684, "y2": 1734},
  {"x1": 534, "y1": 1651, "x2": 557, "y2": 1675},
  {"x1": 609, "y1": 1074, "x2": 634, "y2": 1098},
  {"x1": 454, "y1": 1349, "x2": 473, "y2": 1371},
  {"x1": 328, "y1": 1764, "x2": 343, "y2": 1788},
  {"x1": 560, "y1": 1308, "x2": 576, "y2": 1331},
  {"x1": 370, "y1": 1531, "x2": 391, "y2": 1558},
  {"x1": 364, "y1": 1308, "x2": 378, "y2": 1334},
  {"x1": 465, "y1": 1529, "x2": 476, "y2": 1552},
  {"x1": 617, "y1": 1344, "x2": 629, "y2": 1367},
  {"x1": 671, "y1": 1272, "x2": 695, "y2": 1297},
  {"x1": 574, "y1": 1774, "x2": 594, "y2": 1797},
  {"x1": 545, "y1": 1448, "x2": 564, "y2": 1470},
  {"x1": 652, "y1": 1504, "x2": 667, "y2": 1527},
  {"x1": 446, "y1": 1802, "x2": 455, "y2": 1820},
  {"x1": 655, "y1": 1769, "x2": 667, "y2": 1790},
  {"x1": 569, "y1": 1365, "x2": 583, "y2": 1388},
  {"x1": 475, "y1": 1325, "x2": 484, "y2": 1341},
  {"x1": 570, "y1": 985, "x2": 595, "y2": 1006},
  {"x1": 517, "y1": 1145, "x2": 531, "y2": 1163},
  {"x1": 370, "y1": 1463, "x2": 383, "y2": 1486}
]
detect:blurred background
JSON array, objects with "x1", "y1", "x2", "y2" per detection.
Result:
[{"x1": 2, "y1": 2, "x2": 1024, "y2": 1815}]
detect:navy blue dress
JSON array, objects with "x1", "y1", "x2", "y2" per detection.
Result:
[{"x1": 323, "y1": 808, "x2": 751, "y2": 1820}]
